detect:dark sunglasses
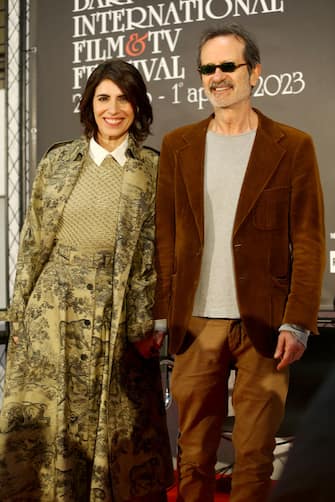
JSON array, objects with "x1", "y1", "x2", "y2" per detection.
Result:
[{"x1": 198, "y1": 62, "x2": 247, "y2": 75}]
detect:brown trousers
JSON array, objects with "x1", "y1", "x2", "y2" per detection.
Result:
[{"x1": 171, "y1": 317, "x2": 289, "y2": 502}]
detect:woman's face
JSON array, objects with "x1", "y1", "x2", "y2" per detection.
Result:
[{"x1": 93, "y1": 78, "x2": 135, "y2": 151}]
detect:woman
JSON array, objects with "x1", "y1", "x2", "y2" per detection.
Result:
[{"x1": 0, "y1": 60, "x2": 173, "y2": 501}]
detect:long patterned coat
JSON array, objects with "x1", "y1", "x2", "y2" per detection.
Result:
[{"x1": 0, "y1": 137, "x2": 173, "y2": 501}]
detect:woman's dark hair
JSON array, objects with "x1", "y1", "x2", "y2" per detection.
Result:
[
  {"x1": 197, "y1": 23, "x2": 261, "y2": 73},
  {"x1": 79, "y1": 59, "x2": 153, "y2": 143}
]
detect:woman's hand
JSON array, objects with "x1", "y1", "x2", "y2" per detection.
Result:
[
  {"x1": 11, "y1": 322, "x2": 20, "y2": 344},
  {"x1": 133, "y1": 330, "x2": 166, "y2": 358}
]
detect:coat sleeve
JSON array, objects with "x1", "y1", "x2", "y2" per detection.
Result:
[
  {"x1": 126, "y1": 155, "x2": 158, "y2": 342},
  {"x1": 152, "y1": 134, "x2": 176, "y2": 320},
  {"x1": 282, "y1": 134, "x2": 325, "y2": 332}
]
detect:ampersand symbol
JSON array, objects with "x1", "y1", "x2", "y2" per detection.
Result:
[{"x1": 125, "y1": 32, "x2": 148, "y2": 57}]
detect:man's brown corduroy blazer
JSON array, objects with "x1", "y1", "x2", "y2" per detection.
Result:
[{"x1": 154, "y1": 109, "x2": 325, "y2": 357}]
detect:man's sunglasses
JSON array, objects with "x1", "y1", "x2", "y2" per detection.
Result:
[{"x1": 198, "y1": 62, "x2": 248, "y2": 75}]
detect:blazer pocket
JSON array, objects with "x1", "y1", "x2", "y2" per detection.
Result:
[{"x1": 253, "y1": 187, "x2": 289, "y2": 230}]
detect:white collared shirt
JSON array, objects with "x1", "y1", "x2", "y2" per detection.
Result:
[{"x1": 89, "y1": 135, "x2": 128, "y2": 167}]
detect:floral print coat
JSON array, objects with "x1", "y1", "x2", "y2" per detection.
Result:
[{"x1": 0, "y1": 136, "x2": 173, "y2": 501}]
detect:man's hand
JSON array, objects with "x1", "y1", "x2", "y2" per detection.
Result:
[
  {"x1": 274, "y1": 330, "x2": 306, "y2": 370},
  {"x1": 133, "y1": 330, "x2": 166, "y2": 358}
]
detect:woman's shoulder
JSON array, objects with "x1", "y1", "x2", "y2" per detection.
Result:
[
  {"x1": 138, "y1": 144, "x2": 159, "y2": 165},
  {"x1": 43, "y1": 137, "x2": 88, "y2": 161}
]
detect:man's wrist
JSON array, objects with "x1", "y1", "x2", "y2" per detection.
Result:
[{"x1": 279, "y1": 323, "x2": 310, "y2": 347}]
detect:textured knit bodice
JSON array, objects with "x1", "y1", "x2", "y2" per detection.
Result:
[{"x1": 56, "y1": 154, "x2": 124, "y2": 252}]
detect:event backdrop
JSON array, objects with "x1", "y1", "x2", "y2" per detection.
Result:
[{"x1": 30, "y1": 0, "x2": 335, "y2": 313}]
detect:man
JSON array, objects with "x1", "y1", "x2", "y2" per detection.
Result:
[{"x1": 153, "y1": 23, "x2": 325, "y2": 502}]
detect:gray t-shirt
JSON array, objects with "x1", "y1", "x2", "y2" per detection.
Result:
[{"x1": 192, "y1": 129, "x2": 256, "y2": 318}]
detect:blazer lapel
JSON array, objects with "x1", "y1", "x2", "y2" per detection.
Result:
[
  {"x1": 179, "y1": 117, "x2": 211, "y2": 243},
  {"x1": 233, "y1": 115, "x2": 286, "y2": 236}
]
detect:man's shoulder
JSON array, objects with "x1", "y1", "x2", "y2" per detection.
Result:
[
  {"x1": 163, "y1": 116, "x2": 211, "y2": 144},
  {"x1": 274, "y1": 119, "x2": 311, "y2": 140},
  {"x1": 257, "y1": 109, "x2": 312, "y2": 142}
]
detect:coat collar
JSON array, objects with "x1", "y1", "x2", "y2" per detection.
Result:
[
  {"x1": 126, "y1": 134, "x2": 144, "y2": 160},
  {"x1": 177, "y1": 109, "x2": 286, "y2": 241}
]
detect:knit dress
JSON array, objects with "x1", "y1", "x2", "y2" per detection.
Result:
[{"x1": 0, "y1": 148, "x2": 173, "y2": 501}]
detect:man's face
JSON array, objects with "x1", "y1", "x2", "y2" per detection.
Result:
[{"x1": 200, "y1": 35, "x2": 260, "y2": 111}]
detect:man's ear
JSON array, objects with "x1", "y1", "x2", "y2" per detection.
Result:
[{"x1": 250, "y1": 63, "x2": 262, "y2": 88}]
